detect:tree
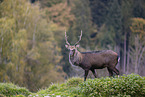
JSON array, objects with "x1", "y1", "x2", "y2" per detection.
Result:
[
  {"x1": 132, "y1": 0, "x2": 145, "y2": 18},
  {"x1": 96, "y1": 0, "x2": 123, "y2": 72},
  {"x1": 70, "y1": 0, "x2": 96, "y2": 48},
  {"x1": 129, "y1": 18, "x2": 145, "y2": 74},
  {"x1": 44, "y1": 0, "x2": 75, "y2": 46},
  {"x1": 39, "y1": 0, "x2": 64, "y2": 8},
  {"x1": 0, "y1": 18, "x2": 15, "y2": 82},
  {"x1": 61, "y1": 0, "x2": 97, "y2": 77},
  {"x1": 120, "y1": 0, "x2": 133, "y2": 74},
  {"x1": 89, "y1": 0, "x2": 110, "y2": 27},
  {"x1": 0, "y1": 0, "x2": 66, "y2": 91}
]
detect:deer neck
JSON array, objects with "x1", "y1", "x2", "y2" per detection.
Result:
[{"x1": 69, "y1": 50, "x2": 82, "y2": 66}]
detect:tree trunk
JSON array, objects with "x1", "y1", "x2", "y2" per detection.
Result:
[
  {"x1": 0, "y1": 37, "x2": 3, "y2": 64},
  {"x1": 134, "y1": 35, "x2": 139, "y2": 74},
  {"x1": 32, "y1": 18, "x2": 39, "y2": 48},
  {"x1": 123, "y1": 32, "x2": 127, "y2": 74},
  {"x1": 126, "y1": 49, "x2": 130, "y2": 74}
]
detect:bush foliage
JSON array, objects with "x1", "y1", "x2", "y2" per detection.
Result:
[
  {"x1": 0, "y1": 83, "x2": 31, "y2": 97},
  {"x1": 79, "y1": 74, "x2": 145, "y2": 97},
  {"x1": 0, "y1": 74, "x2": 145, "y2": 97},
  {"x1": 32, "y1": 74, "x2": 145, "y2": 97}
]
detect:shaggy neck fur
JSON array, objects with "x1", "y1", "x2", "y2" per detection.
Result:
[{"x1": 69, "y1": 49, "x2": 82, "y2": 66}]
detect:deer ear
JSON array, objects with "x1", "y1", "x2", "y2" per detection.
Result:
[
  {"x1": 65, "y1": 45, "x2": 69, "y2": 49},
  {"x1": 76, "y1": 44, "x2": 80, "y2": 48}
]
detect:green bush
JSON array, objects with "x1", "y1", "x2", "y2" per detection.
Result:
[
  {"x1": 35, "y1": 77, "x2": 83, "y2": 97},
  {"x1": 79, "y1": 74, "x2": 145, "y2": 97},
  {"x1": 3, "y1": 74, "x2": 144, "y2": 97},
  {"x1": 66, "y1": 77, "x2": 83, "y2": 87},
  {"x1": 0, "y1": 94, "x2": 6, "y2": 97},
  {"x1": 32, "y1": 74, "x2": 145, "y2": 96},
  {"x1": 0, "y1": 83, "x2": 31, "y2": 97}
]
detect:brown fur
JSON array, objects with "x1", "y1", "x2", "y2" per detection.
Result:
[
  {"x1": 65, "y1": 31, "x2": 119, "y2": 81},
  {"x1": 69, "y1": 49, "x2": 119, "y2": 81}
]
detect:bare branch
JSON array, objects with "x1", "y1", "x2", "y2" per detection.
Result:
[{"x1": 138, "y1": 46, "x2": 145, "y2": 65}]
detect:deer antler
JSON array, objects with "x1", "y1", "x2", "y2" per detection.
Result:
[
  {"x1": 75, "y1": 30, "x2": 82, "y2": 45},
  {"x1": 65, "y1": 31, "x2": 70, "y2": 45}
]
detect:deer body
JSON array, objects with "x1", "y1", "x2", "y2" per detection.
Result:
[
  {"x1": 78, "y1": 50, "x2": 118, "y2": 69},
  {"x1": 65, "y1": 31, "x2": 119, "y2": 81}
]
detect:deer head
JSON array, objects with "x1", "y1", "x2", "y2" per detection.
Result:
[{"x1": 65, "y1": 31, "x2": 82, "y2": 57}]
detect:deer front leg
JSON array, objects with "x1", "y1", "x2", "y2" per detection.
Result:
[{"x1": 84, "y1": 70, "x2": 89, "y2": 81}]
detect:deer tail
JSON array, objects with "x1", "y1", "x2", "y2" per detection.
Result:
[{"x1": 117, "y1": 55, "x2": 120, "y2": 63}]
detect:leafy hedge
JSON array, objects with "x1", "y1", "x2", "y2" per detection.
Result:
[
  {"x1": 79, "y1": 74, "x2": 145, "y2": 97},
  {"x1": 0, "y1": 74, "x2": 145, "y2": 97},
  {"x1": 32, "y1": 74, "x2": 145, "y2": 97},
  {"x1": 35, "y1": 77, "x2": 83, "y2": 97},
  {"x1": 0, "y1": 83, "x2": 31, "y2": 97}
]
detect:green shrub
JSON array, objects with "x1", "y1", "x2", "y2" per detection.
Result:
[
  {"x1": 0, "y1": 83, "x2": 31, "y2": 97},
  {"x1": 48, "y1": 84, "x2": 59, "y2": 91},
  {"x1": 0, "y1": 94, "x2": 6, "y2": 97},
  {"x1": 26, "y1": 74, "x2": 145, "y2": 97},
  {"x1": 35, "y1": 77, "x2": 83, "y2": 97},
  {"x1": 66, "y1": 77, "x2": 83, "y2": 87},
  {"x1": 78, "y1": 74, "x2": 145, "y2": 97}
]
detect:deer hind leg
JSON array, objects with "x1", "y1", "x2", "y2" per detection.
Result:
[
  {"x1": 114, "y1": 67, "x2": 119, "y2": 75},
  {"x1": 111, "y1": 67, "x2": 119, "y2": 75},
  {"x1": 107, "y1": 67, "x2": 113, "y2": 77},
  {"x1": 108, "y1": 67, "x2": 119, "y2": 77},
  {"x1": 91, "y1": 69, "x2": 97, "y2": 78},
  {"x1": 114, "y1": 67, "x2": 119, "y2": 77}
]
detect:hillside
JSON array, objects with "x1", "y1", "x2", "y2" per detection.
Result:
[{"x1": 0, "y1": 74, "x2": 145, "y2": 97}]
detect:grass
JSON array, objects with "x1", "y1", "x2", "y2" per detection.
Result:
[{"x1": 0, "y1": 74, "x2": 145, "y2": 97}]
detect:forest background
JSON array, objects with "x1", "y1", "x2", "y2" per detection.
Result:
[{"x1": 0, "y1": 0, "x2": 145, "y2": 92}]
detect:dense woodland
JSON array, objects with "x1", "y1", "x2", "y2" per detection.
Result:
[{"x1": 0, "y1": 0, "x2": 145, "y2": 92}]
